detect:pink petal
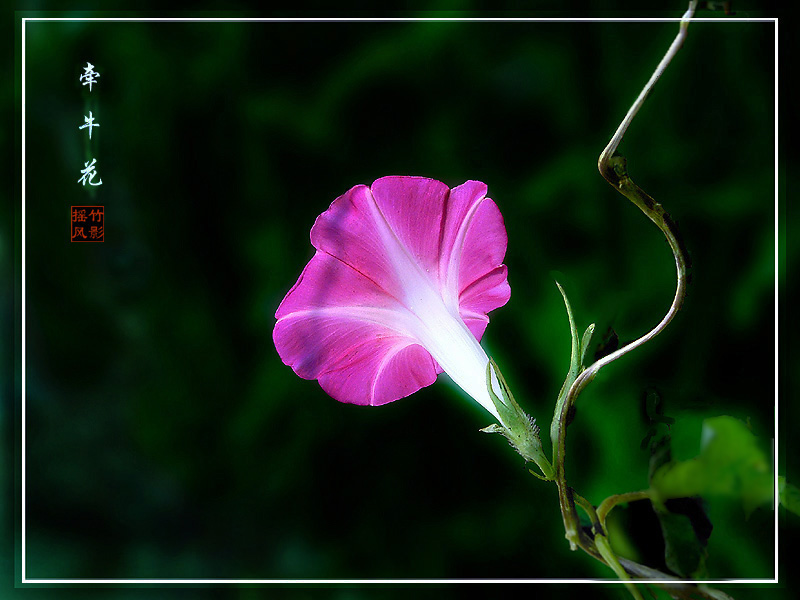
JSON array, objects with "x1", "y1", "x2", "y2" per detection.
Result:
[
  {"x1": 460, "y1": 265, "x2": 510, "y2": 341},
  {"x1": 438, "y1": 181, "x2": 511, "y2": 340},
  {"x1": 457, "y1": 197, "x2": 510, "y2": 305},
  {"x1": 438, "y1": 180, "x2": 490, "y2": 292},
  {"x1": 309, "y1": 184, "x2": 407, "y2": 303},
  {"x1": 369, "y1": 176, "x2": 449, "y2": 283},
  {"x1": 274, "y1": 252, "x2": 441, "y2": 405},
  {"x1": 320, "y1": 343, "x2": 439, "y2": 406},
  {"x1": 276, "y1": 243, "x2": 398, "y2": 317}
]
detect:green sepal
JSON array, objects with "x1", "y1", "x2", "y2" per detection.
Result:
[{"x1": 480, "y1": 359, "x2": 554, "y2": 481}]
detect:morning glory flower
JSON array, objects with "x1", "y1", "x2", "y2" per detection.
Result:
[{"x1": 273, "y1": 176, "x2": 511, "y2": 424}]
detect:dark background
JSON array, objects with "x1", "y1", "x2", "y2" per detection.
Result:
[{"x1": 7, "y1": 2, "x2": 793, "y2": 599}]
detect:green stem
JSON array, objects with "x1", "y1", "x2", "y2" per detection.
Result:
[
  {"x1": 550, "y1": 0, "x2": 701, "y2": 590},
  {"x1": 573, "y1": 490, "x2": 600, "y2": 528},
  {"x1": 597, "y1": 490, "x2": 651, "y2": 529},
  {"x1": 509, "y1": 5, "x2": 733, "y2": 598},
  {"x1": 595, "y1": 534, "x2": 644, "y2": 600}
]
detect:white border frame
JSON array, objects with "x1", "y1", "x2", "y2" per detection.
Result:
[{"x1": 19, "y1": 15, "x2": 780, "y2": 586}]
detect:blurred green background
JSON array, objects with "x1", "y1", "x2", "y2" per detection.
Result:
[{"x1": 8, "y1": 3, "x2": 792, "y2": 599}]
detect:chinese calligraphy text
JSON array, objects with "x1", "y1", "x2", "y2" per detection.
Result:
[{"x1": 71, "y1": 206, "x2": 104, "y2": 242}]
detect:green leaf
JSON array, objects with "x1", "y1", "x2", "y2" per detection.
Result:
[
  {"x1": 550, "y1": 282, "x2": 584, "y2": 448},
  {"x1": 555, "y1": 281, "x2": 581, "y2": 390},
  {"x1": 650, "y1": 416, "x2": 773, "y2": 515},
  {"x1": 580, "y1": 323, "x2": 595, "y2": 365},
  {"x1": 649, "y1": 436, "x2": 712, "y2": 578},
  {"x1": 653, "y1": 498, "x2": 711, "y2": 578},
  {"x1": 779, "y1": 477, "x2": 800, "y2": 516}
]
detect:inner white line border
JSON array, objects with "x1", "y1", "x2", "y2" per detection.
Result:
[{"x1": 19, "y1": 14, "x2": 780, "y2": 586}]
